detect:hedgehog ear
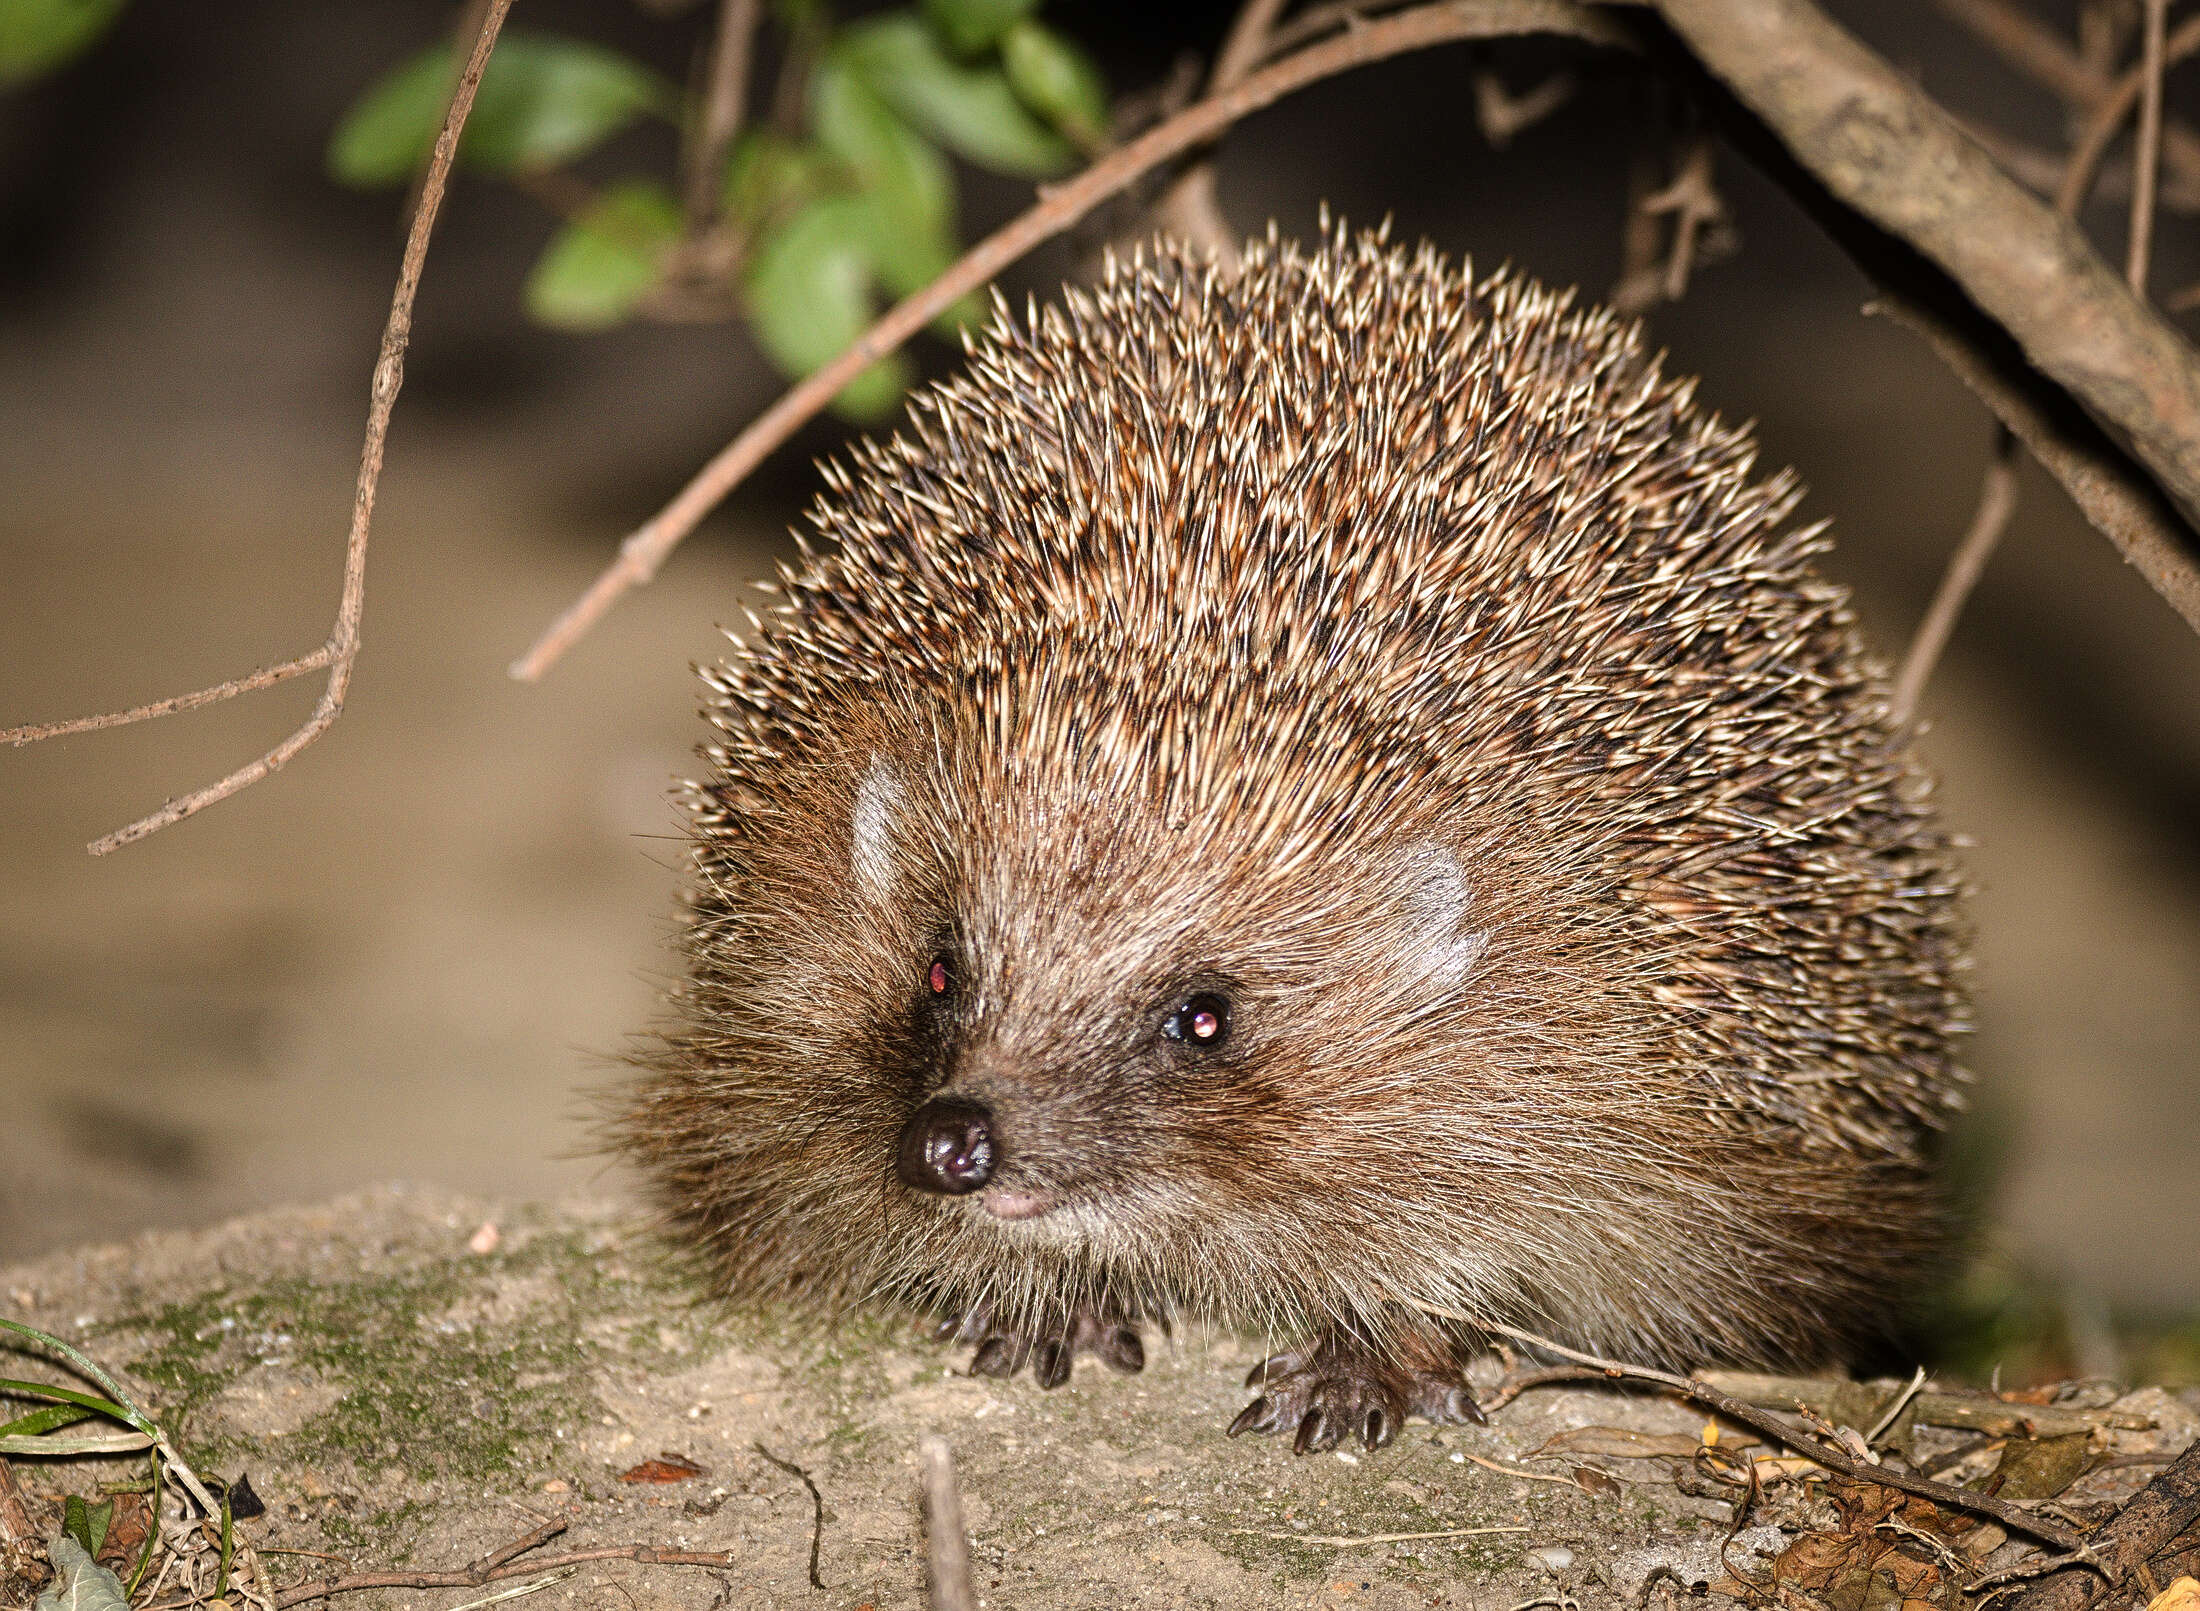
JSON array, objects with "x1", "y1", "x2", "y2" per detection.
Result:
[
  {"x1": 850, "y1": 757, "x2": 904, "y2": 900},
  {"x1": 1391, "y1": 843, "x2": 1489, "y2": 993}
]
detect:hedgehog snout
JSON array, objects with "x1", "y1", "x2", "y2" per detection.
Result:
[{"x1": 896, "y1": 1096, "x2": 997, "y2": 1194}]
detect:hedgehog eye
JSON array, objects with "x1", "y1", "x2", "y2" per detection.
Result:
[
  {"x1": 1162, "y1": 992, "x2": 1230, "y2": 1049},
  {"x1": 927, "y1": 957, "x2": 952, "y2": 997}
]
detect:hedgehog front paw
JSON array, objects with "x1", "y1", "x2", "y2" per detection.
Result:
[
  {"x1": 1228, "y1": 1331, "x2": 1483, "y2": 1454},
  {"x1": 933, "y1": 1305, "x2": 1146, "y2": 1389}
]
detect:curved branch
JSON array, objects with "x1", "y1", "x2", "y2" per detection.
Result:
[
  {"x1": 509, "y1": 0, "x2": 1630, "y2": 682},
  {"x1": 1652, "y1": 0, "x2": 2200, "y2": 533},
  {"x1": 3, "y1": 0, "x2": 516, "y2": 854}
]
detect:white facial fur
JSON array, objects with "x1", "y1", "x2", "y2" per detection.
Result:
[
  {"x1": 1394, "y1": 843, "x2": 1489, "y2": 993},
  {"x1": 851, "y1": 757, "x2": 904, "y2": 901}
]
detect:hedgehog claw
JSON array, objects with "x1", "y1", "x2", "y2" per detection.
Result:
[
  {"x1": 938, "y1": 1304, "x2": 1145, "y2": 1389},
  {"x1": 1229, "y1": 1330, "x2": 1474, "y2": 1455},
  {"x1": 1227, "y1": 1397, "x2": 1276, "y2": 1437}
]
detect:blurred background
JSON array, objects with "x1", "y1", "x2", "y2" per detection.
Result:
[{"x1": 1, "y1": 0, "x2": 2195, "y2": 1373}]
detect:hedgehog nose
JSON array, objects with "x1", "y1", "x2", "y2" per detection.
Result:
[{"x1": 896, "y1": 1098, "x2": 996, "y2": 1194}]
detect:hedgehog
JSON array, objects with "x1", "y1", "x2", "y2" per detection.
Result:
[{"x1": 618, "y1": 226, "x2": 1969, "y2": 1455}]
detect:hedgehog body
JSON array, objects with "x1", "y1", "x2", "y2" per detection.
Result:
[{"x1": 621, "y1": 230, "x2": 1968, "y2": 1451}]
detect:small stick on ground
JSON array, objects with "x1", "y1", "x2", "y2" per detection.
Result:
[
  {"x1": 919, "y1": 1436, "x2": 974, "y2": 1611},
  {"x1": 1236, "y1": 1524, "x2": 1532, "y2": 1546},
  {"x1": 1410, "y1": 1303, "x2": 2103, "y2": 1560},
  {"x1": 2007, "y1": 1436, "x2": 2200, "y2": 1611},
  {"x1": 751, "y1": 1441, "x2": 828, "y2": 1591},
  {"x1": 0, "y1": 0, "x2": 517, "y2": 855},
  {"x1": 510, "y1": 0, "x2": 1629, "y2": 682},
  {"x1": 1891, "y1": 426, "x2": 2021, "y2": 726},
  {"x1": 212, "y1": 1520, "x2": 742, "y2": 1611}
]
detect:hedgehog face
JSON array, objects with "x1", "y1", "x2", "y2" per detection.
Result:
[{"x1": 850, "y1": 743, "x2": 1492, "y2": 1255}]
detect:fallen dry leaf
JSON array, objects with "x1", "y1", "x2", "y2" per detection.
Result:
[{"x1": 618, "y1": 1452, "x2": 707, "y2": 1484}]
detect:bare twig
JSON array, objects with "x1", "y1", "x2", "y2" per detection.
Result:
[
  {"x1": 2008, "y1": 1436, "x2": 2200, "y2": 1611},
  {"x1": 1213, "y1": 0, "x2": 1295, "y2": 91},
  {"x1": 2, "y1": 651, "x2": 329, "y2": 749},
  {"x1": 3, "y1": 0, "x2": 516, "y2": 854},
  {"x1": 1891, "y1": 427, "x2": 2021, "y2": 726},
  {"x1": 919, "y1": 1436, "x2": 974, "y2": 1611},
  {"x1": 1640, "y1": 133, "x2": 1728, "y2": 301},
  {"x1": 1961, "y1": 120, "x2": 2200, "y2": 215},
  {"x1": 1653, "y1": 0, "x2": 2200, "y2": 534},
  {"x1": 1930, "y1": 0, "x2": 2200, "y2": 193},
  {"x1": 1868, "y1": 293, "x2": 2200, "y2": 635},
  {"x1": 2054, "y1": 14, "x2": 2200, "y2": 219},
  {"x1": 1235, "y1": 1524, "x2": 1532, "y2": 1545},
  {"x1": 683, "y1": 0, "x2": 762, "y2": 237},
  {"x1": 1481, "y1": 1362, "x2": 1607, "y2": 1412},
  {"x1": 1151, "y1": 0, "x2": 1288, "y2": 269},
  {"x1": 512, "y1": 0, "x2": 1629, "y2": 680},
  {"x1": 1410, "y1": 1303, "x2": 2103, "y2": 1559},
  {"x1": 1472, "y1": 67, "x2": 1577, "y2": 147},
  {"x1": 1700, "y1": 1371, "x2": 2155, "y2": 1439},
  {"x1": 2128, "y1": 0, "x2": 2168, "y2": 294},
  {"x1": 245, "y1": 1529, "x2": 739, "y2": 1611},
  {"x1": 751, "y1": 1442, "x2": 828, "y2": 1591}
]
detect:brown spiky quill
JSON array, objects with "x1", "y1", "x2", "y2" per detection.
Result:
[{"x1": 617, "y1": 226, "x2": 1967, "y2": 1431}]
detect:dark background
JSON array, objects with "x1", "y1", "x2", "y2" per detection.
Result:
[{"x1": 2, "y1": 3, "x2": 2195, "y2": 1328}]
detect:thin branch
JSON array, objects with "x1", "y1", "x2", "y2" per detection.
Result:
[
  {"x1": 1891, "y1": 426, "x2": 2021, "y2": 726},
  {"x1": 683, "y1": 0, "x2": 761, "y2": 237},
  {"x1": 1472, "y1": 67, "x2": 1578, "y2": 147},
  {"x1": 919, "y1": 1436, "x2": 974, "y2": 1611},
  {"x1": 2, "y1": 650, "x2": 328, "y2": 748},
  {"x1": 1930, "y1": 0, "x2": 2200, "y2": 194},
  {"x1": 1868, "y1": 290, "x2": 2200, "y2": 637},
  {"x1": 1150, "y1": 0, "x2": 1290, "y2": 268},
  {"x1": 1215, "y1": 0, "x2": 1295, "y2": 91},
  {"x1": 2009, "y1": 1435, "x2": 2200, "y2": 1611},
  {"x1": 750, "y1": 1442, "x2": 828, "y2": 1592},
  {"x1": 2054, "y1": 14, "x2": 2200, "y2": 218},
  {"x1": 1641, "y1": 132, "x2": 1728, "y2": 301},
  {"x1": 1962, "y1": 118, "x2": 2200, "y2": 215},
  {"x1": 1653, "y1": 0, "x2": 2200, "y2": 534},
  {"x1": 5, "y1": 0, "x2": 516, "y2": 854},
  {"x1": 2128, "y1": 0, "x2": 2167, "y2": 294},
  {"x1": 1409, "y1": 1303, "x2": 2102, "y2": 1560},
  {"x1": 511, "y1": 0, "x2": 1630, "y2": 681},
  {"x1": 264, "y1": 1545, "x2": 737, "y2": 1609}
]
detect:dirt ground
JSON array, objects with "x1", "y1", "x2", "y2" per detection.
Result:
[
  {"x1": 2, "y1": 3, "x2": 2198, "y2": 1316},
  {"x1": 5, "y1": 1187, "x2": 2195, "y2": 1611}
]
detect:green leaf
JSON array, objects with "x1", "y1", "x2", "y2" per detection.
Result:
[
  {"x1": 920, "y1": 0, "x2": 1037, "y2": 56},
  {"x1": 61, "y1": 1496, "x2": 112, "y2": 1557},
  {"x1": 0, "y1": 0, "x2": 126, "y2": 82},
  {"x1": 1000, "y1": 20, "x2": 1106, "y2": 150},
  {"x1": 34, "y1": 1535, "x2": 129, "y2": 1611},
  {"x1": 328, "y1": 32, "x2": 676, "y2": 188},
  {"x1": 523, "y1": 179, "x2": 681, "y2": 330},
  {"x1": 722, "y1": 130, "x2": 834, "y2": 232},
  {"x1": 811, "y1": 52, "x2": 952, "y2": 237},
  {"x1": 0, "y1": 1402, "x2": 92, "y2": 1440},
  {"x1": 743, "y1": 195, "x2": 912, "y2": 421},
  {"x1": 809, "y1": 50, "x2": 978, "y2": 332},
  {"x1": 0, "y1": 1375, "x2": 141, "y2": 1432},
  {"x1": 840, "y1": 13, "x2": 1072, "y2": 178}
]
